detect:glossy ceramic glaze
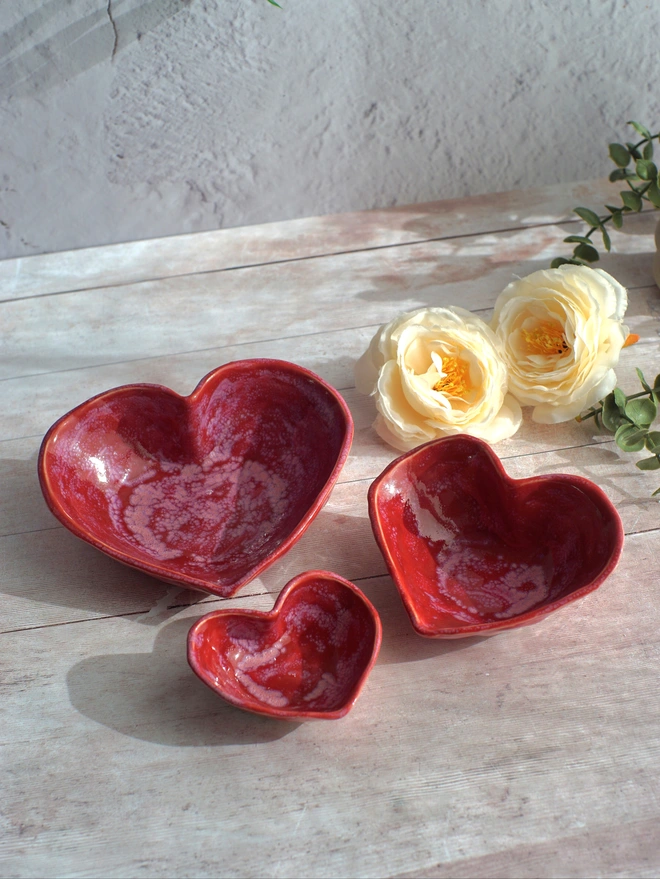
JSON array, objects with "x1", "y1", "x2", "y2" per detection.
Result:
[
  {"x1": 187, "y1": 571, "x2": 382, "y2": 720},
  {"x1": 369, "y1": 435, "x2": 624, "y2": 638},
  {"x1": 38, "y1": 361, "x2": 353, "y2": 597}
]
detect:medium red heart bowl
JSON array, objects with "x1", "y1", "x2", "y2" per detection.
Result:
[
  {"x1": 38, "y1": 360, "x2": 353, "y2": 597},
  {"x1": 368, "y1": 435, "x2": 624, "y2": 638},
  {"x1": 187, "y1": 571, "x2": 382, "y2": 720}
]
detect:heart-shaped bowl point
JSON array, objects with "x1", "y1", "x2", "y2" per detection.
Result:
[
  {"x1": 368, "y1": 435, "x2": 624, "y2": 638},
  {"x1": 39, "y1": 360, "x2": 353, "y2": 597},
  {"x1": 187, "y1": 571, "x2": 382, "y2": 720}
]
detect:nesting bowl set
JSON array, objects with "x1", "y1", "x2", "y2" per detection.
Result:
[{"x1": 39, "y1": 361, "x2": 624, "y2": 720}]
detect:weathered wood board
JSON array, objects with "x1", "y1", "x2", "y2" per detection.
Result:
[{"x1": 1, "y1": 180, "x2": 659, "y2": 878}]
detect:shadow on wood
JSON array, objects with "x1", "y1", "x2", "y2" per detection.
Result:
[{"x1": 66, "y1": 616, "x2": 301, "y2": 746}]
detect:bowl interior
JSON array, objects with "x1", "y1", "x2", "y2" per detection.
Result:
[
  {"x1": 188, "y1": 575, "x2": 380, "y2": 718},
  {"x1": 40, "y1": 362, "x2": 351, "y2": 595},
  {"x1": 370, "y1": 436, "x2": 622, "y2": 634}
]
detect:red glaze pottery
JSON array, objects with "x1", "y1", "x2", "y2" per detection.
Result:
[
  {"x1": 187, "y1": 571, "x2": 382, "y2": 720},
  {"x1": 39, "y1": 361, "x2": 353, "y2": 597},
  {"x1": 368, "y1": 435, "x2": 624, "y2": 638}
]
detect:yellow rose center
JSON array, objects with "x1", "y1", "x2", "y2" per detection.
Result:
[
  {"x1": 521, "y1": 320, "x2": 569, "y2": 356},
  {"x1": 432, "y1": 356, "x2": 472, "y2": 397}
]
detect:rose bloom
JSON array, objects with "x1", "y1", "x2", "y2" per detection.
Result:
[
  {"x1": 490, "y1": 266, "x2": 629, "y2": 423},
  {"x1": 355, "y1": 306, "x2": 522, "y2": 450}
]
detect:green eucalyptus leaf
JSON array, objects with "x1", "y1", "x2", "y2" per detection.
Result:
[
  {"x1": 645, "y1": 430, "x2": 660, "y2": 451},
  {"x1": 626, "y1": 142, "x2": 642, "y2": 160},
  {"x1": 652, "y1": 487, "x2": 660, "y2": 497},
  {"x1": 609, "y1": 143, "x2": 631, "y2": 167},
  {"x1": 613, "y1": 388, "x2": 628, "y2": 409},
  {"x1": 573, "y1": 243, "x2": 599, "y2": 262},
  {"x1": 636, "y1": 159, "x2": 657, "y2": 180},
  {"x1": 636, "y1": 456, "x2": 660, "y2": 471},
  {"x1": 615, "y1": 423, "x2": 647, "y2": 452},
  {"x1": 654, "y1": 374, "x2": 660, "y2": 390},
  {"x1": 615, "y1": 426, "x2": 647, "y2": 452},
  {"x1": 625, "y1": 396, "x2": 657, "y2": 426},
  {"x1": 602, "y1": 393, "x2": 628, "y2": 432},
  {"x1": 611, "y1": 210, "x2": 623, "y2": 229},
  {"x1": 550, "y1": 257, "x2": 580, "y2": 269},
  {"x1": 621, "y1": 190, "x2": 643, "y2": 211},
  {"x1": 628, "y1": 120, "x2": 652, "y2": 139},
  {"x1": 647, "y1": 181, "x2": 660, "y2": 209},
  {"x1": 609, "y1": 168, "x2": 628, "y2": 183},
  {"x1": 601, "y1": 227, "x2": 611, "y2": 252},
  {"x1": 574, "y1": 207, "x2": 602, "y2": 228},
  {"x1": 563, "y1": 235, "x2": 593, "y2": 245},
  {"x1": 636, "y1": 367, "x2": 652, "y2": 392},
  {"x1": 644, "y1": 141, "x2": 654, "y2": 160}
]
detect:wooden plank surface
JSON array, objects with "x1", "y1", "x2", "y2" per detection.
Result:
[
  {"x1": 1, "y1": 210, "x2": 655, "y2": 384},
  {"x1": 0, "y1": 178, "x2": 636, "y2": 303},
  {"x1": 1, "y1": 179, "x2": 659, "y2": 878},
  {"x1": 1, "y1": 544, "x2": 658, "y2": 878}
]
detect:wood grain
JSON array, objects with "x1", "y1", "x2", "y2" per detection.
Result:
[
  {"x1": 3, "y1": 434, "x2": 660, "y2": 634},
  {"x1": 1, "y1": 212, "x2": 655, "y2": 383},
  {"x1": 0, "y1": 178, "x2": 633, "y2": 303},
  {"x1": 1, "y1": 534, "x2": 658, "y2": 877},
  {"x1": 1, "y1": 180, "x2": 659, "y2": 878}
]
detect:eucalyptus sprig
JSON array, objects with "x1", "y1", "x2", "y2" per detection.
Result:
[
  {"x1": 579, "y1": 369, "x2": 660, "y2": 494},
  {"x1": 552, "y1": 121, "x2": 660, "y2": 269}
]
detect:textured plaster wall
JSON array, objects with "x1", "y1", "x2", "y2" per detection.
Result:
[{"x1": 1, "y1": 0, "x2": 659, "y2": 259}]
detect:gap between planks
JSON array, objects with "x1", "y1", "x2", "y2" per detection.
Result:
[
  {"x1": 0, "y1": 178, "x2": 638, "y2": 303},
  {"x1": 2, "y1": 509, "x2": 657, "y2": 638},
  {"x1": 0, "y1": 218, "x2": 655, "y2": 386},
  {"x1": 0, "y1": 573, "x2": 393, "y2": 637},
  {"x1": 2, "y1": 433, "x2": 657, "y2": 542},
  {"x1": 0, "y1": 278, "x2": 656, "y2": 389},
  {"x1": 0, "y1": 320, "x2": 385, "y2": 387},
  {"x1": 0, "y1": 212, "x2": 616, "y2": 306}
]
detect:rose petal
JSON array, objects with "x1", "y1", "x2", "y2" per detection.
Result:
[
  {"x1": 491, "y1": 265, "x2": 629, "y2": 420},
  {"x1": 375, "y1": 360, "x2": 436, "y2": 444},
  {"x1": 464, "y1": 394, "x2": 523, "y2": 442}
]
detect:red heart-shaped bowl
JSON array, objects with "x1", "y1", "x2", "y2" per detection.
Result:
[
  {"x1": 38, "y1": 361, "x2": 353, "y2": 597},
  {"x1": 368, "y1": 435, "x2": 624, "y2": 638},
  {"x1": 187, "y1": 571, "x2": 382, "y2": 720}
]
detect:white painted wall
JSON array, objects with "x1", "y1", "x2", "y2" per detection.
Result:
[{"x1": 1, "y1": 0, "x2": 659, "y2": 259}]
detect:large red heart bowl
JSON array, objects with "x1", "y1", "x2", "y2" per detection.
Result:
[
  {"x1": 187, "y1": 571, "x2": 382, "y2": 720},
  {"x1": 368, "y1": 435, "x2": 624, "y2": 638},
  {"x1": 38, "y1": 361, "x2": 353, "y2": 597}
]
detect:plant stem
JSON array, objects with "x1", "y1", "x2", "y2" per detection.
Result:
[{"x1": 578, "y1": 388, "x2": 652, "y2": 422}]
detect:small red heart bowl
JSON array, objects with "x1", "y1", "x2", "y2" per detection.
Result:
[
  {"x1": 187, "y1": 571, "x2": 382, "y2": 720},
  {"x1": 38, "y1": 361, "x2": 353, "y2": 597},
  {"x1": 368, "y1": 435, "x2": 624, "y2": 638}
]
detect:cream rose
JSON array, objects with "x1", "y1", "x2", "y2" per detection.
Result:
[
  {"x1": 490, "y1": 266, "x2": 629, "y2": 423},
  {"x1": 355, "y1": 307, "x2": 522, "y2": 450}
]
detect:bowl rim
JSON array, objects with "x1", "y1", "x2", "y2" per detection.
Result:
[
  {"x1": 38, "y1": 359, "x2": 354, "y2": 597},
  {"x1": 368, "y1": 434, "x2": 625, "y2": 638},
  {"x1": 186, "y1": 569, "x2": 383, "y2": 720}
]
